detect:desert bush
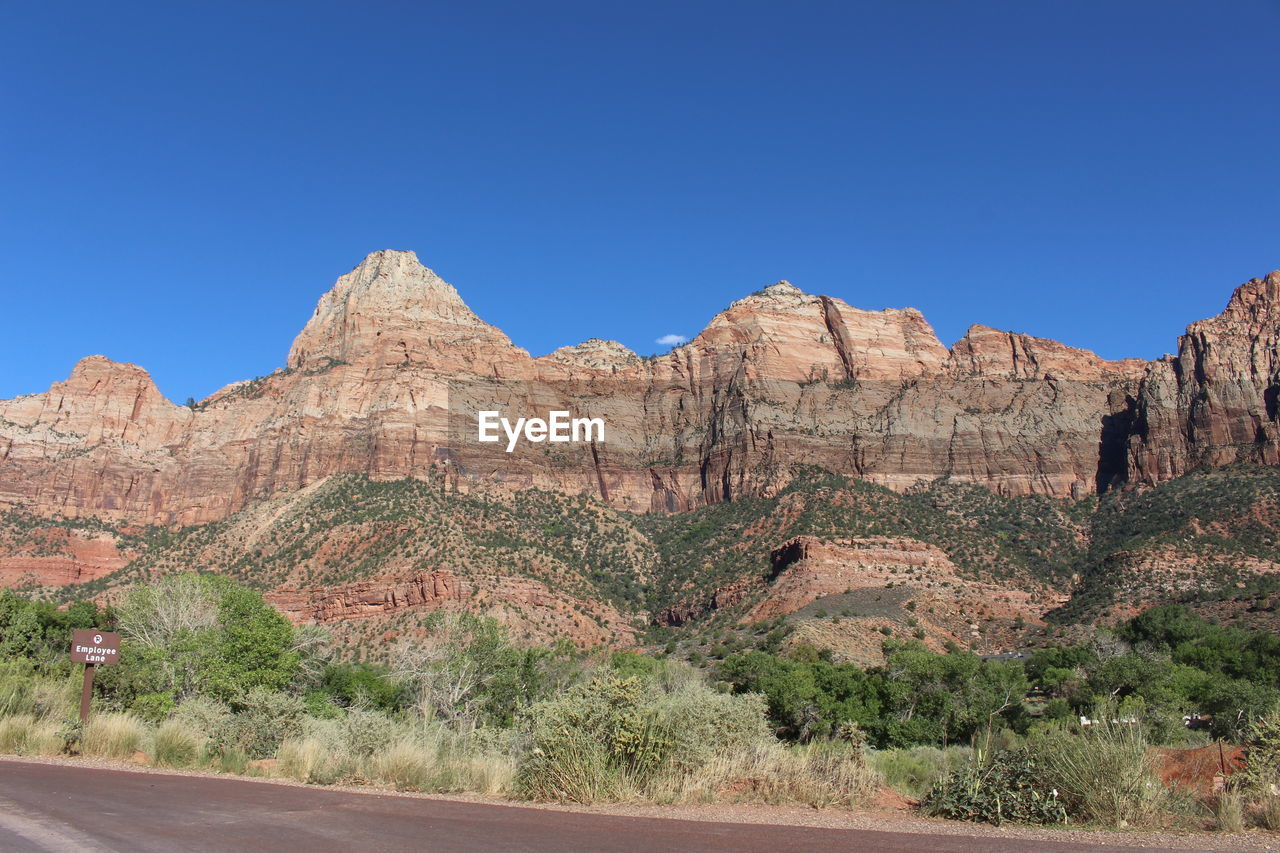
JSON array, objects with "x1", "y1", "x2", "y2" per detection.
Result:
[
  {"x1": 330, "y1": 708, "x2": 401, "y2": 758},
  {"x1": 170, "y1": 697, "x2": 231, "y2": 739},
  {"x1": 922, "y1": 746, "x2": 1066, "y2": 825},
  {"x1": 153, "y1": 721, "x2": 203, "y2": 768},
  {"x1": 209, "y1": 687, "x2": 304, "y2": 759},
  {"x1": 518, "y1": 724, "x2": 627, "y2": 801},
  {"x1": 81, "y1": 712, "x2": 147, "y2": 759},
  {"x1": 517, "y1": 671, "x2": 709, "y2": 801},
  {"x1": 1037, "y1": 715, "x2": 1165, "y2": 826},
  {"x1": 514, "y1": 667, "x2": 861, "y2": 806},
  {"x1": 1231, "y1": 709, "x2": 1280, "y2": 829}
]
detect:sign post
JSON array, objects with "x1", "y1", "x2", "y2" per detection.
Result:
[{"x1": 70, "y1": 629, "x2": 121, "y2": 725}]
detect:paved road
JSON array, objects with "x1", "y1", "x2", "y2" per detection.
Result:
[{"x1": 0, "y1": 759, "x2": 1196, "y2": 852}]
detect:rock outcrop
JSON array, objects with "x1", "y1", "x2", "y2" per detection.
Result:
[
  {"x1": 266, "y1": 569, "x2": 635, "y2": 648},
  {"x1": 2, "y1": 251, "x2": 1279, "y2": 528},
  {"x1": 1128, "y1": 271, "x2": 1280, "y2": 483},
  {"x1": 0, "y1": 528, "x2": 135, "y2": 588},
  {"x1": 750, "y1": 536, "x2": 1038, "y2": 622}
]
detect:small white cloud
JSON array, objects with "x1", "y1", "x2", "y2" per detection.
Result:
[{"x1": 655, "y1": 333, "x2": 688, "y2": 347}]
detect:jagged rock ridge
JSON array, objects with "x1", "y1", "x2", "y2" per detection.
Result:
[{"x1": 1, "y1": 251, "x2": 1278, "y2": 528}]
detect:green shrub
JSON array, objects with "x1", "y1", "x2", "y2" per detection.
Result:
[
  {"x1": 209, "y1": 688, "x2": 304, "y2": 759},
  {"x1": 219, "y1": 747, "x2": 248, "y2": 774},
  {"x1": 922, "y1": 746, "x2": 1066, "y2": 825},
  {"x1": 170, "y1": 697, "x2": 231, "y2": 739}
]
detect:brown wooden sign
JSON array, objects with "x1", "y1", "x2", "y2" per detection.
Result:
[{"x1": 70, "y1": 630, "x2": 121, "y2": 665}]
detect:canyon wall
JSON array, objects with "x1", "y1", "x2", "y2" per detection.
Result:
[{"x1": 2, "y1": 251, "x2": 1278, "y2": 526}]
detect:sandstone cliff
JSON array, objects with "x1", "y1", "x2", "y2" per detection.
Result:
[
  {"x1": 1128, "y1": 271, "x2": 1280, "y2": 483},
  {"x1": 2, "y1": 251, "x2": 1278, "y2": 529}
]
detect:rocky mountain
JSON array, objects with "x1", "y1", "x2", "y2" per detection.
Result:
[
  {"x1": 4, "y1": 252, "x2": 1280, "y2": 652},
  {"x1": 9, "y1": 250, "x2": 1268, "y2": 528}
]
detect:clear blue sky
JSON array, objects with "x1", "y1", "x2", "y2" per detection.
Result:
[{"x1": 2, "y1": 1, "x2": 1278, "y2": 402}]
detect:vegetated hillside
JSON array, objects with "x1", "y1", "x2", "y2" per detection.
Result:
[
  {"x1": 631, "y1": 471, "x2": 1090, "y2": 661},
  {"x1": 639, "y1": 470, "x2": 1085, "y2": 616},
  {"x1": 1053, "y1": 464, "x2": 1280, "y2": 625},
  {"x1": 9, "y1": 465, "x2": 1280, "y2": 659},
  {"x1": 26, "y1": 474, "x2": 657, "y2": 651}
]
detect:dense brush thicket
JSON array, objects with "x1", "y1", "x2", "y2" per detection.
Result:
[
  {"x1": 0, "y1": 576, "x2": 878, "y2": 809},
  {"x1": 5, "y1": 577, "x2": 1280, "y2": 829}
]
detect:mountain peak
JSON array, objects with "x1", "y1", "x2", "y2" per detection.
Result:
[
  {"x1": 1222, "y1": 270, "x2": 1280, "y2": 319},
  {"x1": 764, "y1": 280, "x2": 800, "y2": 294},
  {"x1": 288, "y1": 250, "x2": 517, "y2": 369}
]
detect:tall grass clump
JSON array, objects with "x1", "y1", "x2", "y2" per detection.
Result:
[
  {"x1": 0, "y1": 714, "x2": 66, "y2": 755},
  {"x1": 1038, "y1": 712, "x2": 1165, "y2": 827},
  {"x1": 153, "y1": 721, "x2": 203, "y2": 768},
  {"x1": 698, "y1": 740, "x2": 881, "y2": 809},
  {"x1": 81, "y1": 712, "x2": 148, "y2": 759},
  {"x1": 1215, "y1": 788, "x2": 1245, "y2": 832},
  {"x1": 370, "y1": 739, "x2": 437, "y2": 790},
  {"x1": 0, "y1": 661, "x2": 77, "y2": 720},
  {"x1": 278, "y1": 737, "x2": 334, "y2": 783}
]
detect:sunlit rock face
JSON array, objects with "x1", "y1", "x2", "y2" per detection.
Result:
[{"x1": 2, "y1": 250, "x2": 1278, "y2": 524}]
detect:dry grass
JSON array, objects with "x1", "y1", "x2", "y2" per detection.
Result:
[
  {"x1": 0, "y1": 714, "x2": 66, "y2": 755},
  {"x1": 1215, "y1": 789, "x2": 1245, "y2": 832},
  {"x1": 153, "y1": 721, "x2": 203, "y2": 768},
  {"x1": 1248, "y1": 794, "x2": 1280, "y2": 831},
  {"x1": 370, "y1": 739, "x2": 436, "y2": 790},
  {"x1": 277, "y1": 736, "x2": 353, "y2": 784},
  {"x1": 668, "y1": 741, "x2": 881, "y2": 809},
  {"x1": 81, "y1": 712, "x2": 147, "y2": 759}
]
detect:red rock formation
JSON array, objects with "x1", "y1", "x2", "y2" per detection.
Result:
[
  {"x1": 0, "y1": 528, "x2": 134, "y2": 588},
  {"x1": 266, "y1": 569, "x2": 635, "y2": 648},
  {"x1": 1128, "y1": 271, "x2": 1280, "y2": 483},
  {"x1": 750, "y1": 536, "x2": 1037, "y2": 621},
  {"x1": 267, "y1": 571, "x2": 468, "y2": 622},
  {"x1": 1, "y1": 251, "x2": 1277, "y2": 527}
]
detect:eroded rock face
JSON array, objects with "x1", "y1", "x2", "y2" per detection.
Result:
[
  {"x1": 266, "y1": 569, "x2": 635, "y2": 648},
  {"x1": 2, "y1": 251, "x2": 1278, "y2": 527},
  {"x1": 718, "y1": 535, "x2": 1046, "y2": 665},
  {"x1": 754, "y1": 536, "x2": 989, "y2": 619},
  {"x1": 0, "y1": 528, "x2": 134, "y2": 588},
  {"x1": 1128, "y1": 272, "x2": 1280, "y2": 483}
]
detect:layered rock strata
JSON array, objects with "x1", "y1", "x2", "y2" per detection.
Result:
[{"x1": 2, "y1": 251, "x2": 1278, "y2": 527}]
